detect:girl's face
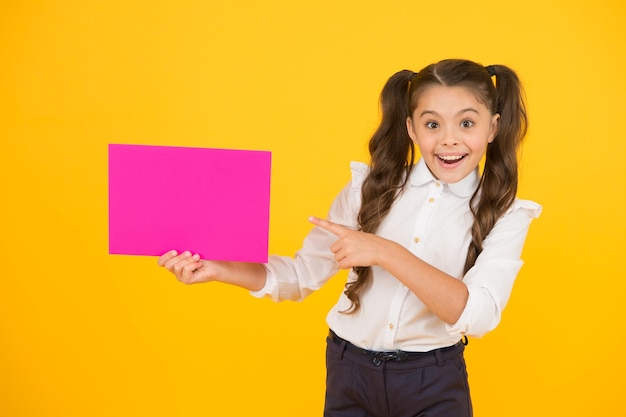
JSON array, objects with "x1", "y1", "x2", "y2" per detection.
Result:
[{"x1": 406, "y1": 85, "x2": 499, "y2": 184}]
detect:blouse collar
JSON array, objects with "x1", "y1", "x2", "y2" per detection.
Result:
[{"x1": 409, "y1": 158, "x2": 480, "y2": 198}]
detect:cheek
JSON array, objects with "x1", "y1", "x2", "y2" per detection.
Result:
[
  {"x1": 416, "y1": 129, "x2": 438, "y2": 146},
  {"x1": 414, "y1": 139, "x2": 435, "y2": 155},
  {"x1": 473, "y1": 141, "x2": 490, "y2": 157}
]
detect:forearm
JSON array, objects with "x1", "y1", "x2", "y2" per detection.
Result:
[
  {"x1": 158, "y1": 250, "x2": 268, "y2": 290},
  {"x1": 211, "y1": 261, "x2": 267, "y2": 292},
  {"x1": 379, "y1": 241, "x2": 468, "y2": 325},
  {"x1": 307, "y1": 216, "x2": 469, "y2": 323}
]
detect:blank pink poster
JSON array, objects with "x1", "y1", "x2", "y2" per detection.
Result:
[{"x1": 108, "y1": 144, "x2": 271, "y2": 262}]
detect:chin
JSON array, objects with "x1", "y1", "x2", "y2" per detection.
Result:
[{"x1": 436, "y1": 171, "x2": 466, "y2": 184}]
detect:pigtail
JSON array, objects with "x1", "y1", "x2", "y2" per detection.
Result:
[
  {"x1": 343, "y1": 70, "x2": 416, "y2": 313},
  {"x1": 464, "y1": 65, "x2": 528, "y2": 273}
]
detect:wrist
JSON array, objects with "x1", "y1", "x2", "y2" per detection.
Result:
[{"x1": 374, "y1": 238, "x2": 404, "y2": 269}]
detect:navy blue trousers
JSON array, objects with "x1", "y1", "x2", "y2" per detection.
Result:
[{"x1": 324, "y1": 332, "x2": 472, "y2": 417}]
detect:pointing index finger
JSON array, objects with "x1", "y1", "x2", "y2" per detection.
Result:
[{"x1": 308, "y1": 216, "x2": 349, "y2": 237}]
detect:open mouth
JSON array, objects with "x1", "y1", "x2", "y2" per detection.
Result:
[{"x1": 437, "y1": 154, "x2": 467, "y2": 165}]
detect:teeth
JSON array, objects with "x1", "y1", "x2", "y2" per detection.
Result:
[{"x1": 438, "y1": 155, "x2": 464, "y2": 161}]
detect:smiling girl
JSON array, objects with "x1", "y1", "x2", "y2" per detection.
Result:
[{"x1": 158, "y1": 59, "x2": 541, "y2": 417}]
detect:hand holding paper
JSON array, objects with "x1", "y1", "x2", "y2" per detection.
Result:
[{"x1": 157, "y1": 250, "x2": 267, "y2": 290}]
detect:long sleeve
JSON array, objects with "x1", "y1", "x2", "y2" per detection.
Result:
[
  {"x1": 251, "y1": 162, "x2": 367, "y2": 302},
  {"x1": 446, "y1": 199, "x2": 542, "y2": 337}
]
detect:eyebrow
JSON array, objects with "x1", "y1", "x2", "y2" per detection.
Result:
[{"x1": 419, "y1": 107, "x2": 480, "y2": 118}]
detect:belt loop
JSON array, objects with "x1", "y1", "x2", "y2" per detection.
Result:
[
  {"x1": 337, "y1": 339, "x2": 347, "y2": 360},
  {"x1": 330, "y1": 330, "x2": 348, "y2": 361},
  {"x1": 435, "y1": 348, "x2": 444, "y2": 367}
]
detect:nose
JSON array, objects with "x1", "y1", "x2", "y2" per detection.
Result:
[{"x1": 441, "y1": 126, "x2": 459, "y2": 146}]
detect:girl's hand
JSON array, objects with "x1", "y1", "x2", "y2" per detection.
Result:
[
  {"x1": 157, "y1": 250, "x2": 217, "y2": 285},
  {"x1": 308, "y1": 216, "x2": 397, "y2": 270}
]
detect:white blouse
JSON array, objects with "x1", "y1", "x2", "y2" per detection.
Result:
[{"x1": 252, "y1": 159, "x2": 542, "y2": 352}]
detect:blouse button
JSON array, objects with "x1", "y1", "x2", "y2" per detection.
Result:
[
  {"x1": 413, "y1": 236, "x2": 420, "y2": 243},
  {"x1": 428, "y1": 197, "x2": 435, "y2": 203},
  {"x1": 388, "y1": 323, "x2": 394, "y2": 330}
]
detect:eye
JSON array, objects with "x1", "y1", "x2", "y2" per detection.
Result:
[
  {"x1": 425, "y1": 121, "x2": 439, "y2": 129},
  {"x1": 460, "y1": 120, "x2": 474, "y2": 128}
]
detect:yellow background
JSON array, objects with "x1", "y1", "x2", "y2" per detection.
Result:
[{"x1": 1, "y1": 1, "x2": 625, "y2": 416}]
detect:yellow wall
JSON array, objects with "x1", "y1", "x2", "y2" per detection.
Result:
[{"x1": 1, "y1": 1, "x2": 625, "y2": 416}]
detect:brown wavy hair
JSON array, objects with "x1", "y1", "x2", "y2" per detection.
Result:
[{"x1": 344, "y1": 59, "x2": 527, "y2": 314}]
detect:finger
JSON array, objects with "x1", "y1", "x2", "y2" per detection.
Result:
[
  {"x1": 308, "y1": 216, "x2": 349, "y2": 237},
  {"x1": 334, "y1": 250, "x2": 345, "y2": 265},
  {"x1": 179, "y1": 258, "x2": 203, "y2": 284},
  {"x1": 162, "y1": 251, "x2": 189, "y2": 270},
  {"x1": 330, "y1": 240, "x2": 342, "y2": 254},
  {"x1": 171, "y1": 253, "x2": 200, "y2": 276},
  {"x1": 157, "y1": 250, "x2": 178, "y2": 266},
  {"x1": 336, "y1": 256, "x2": 353, "y2": 270}
]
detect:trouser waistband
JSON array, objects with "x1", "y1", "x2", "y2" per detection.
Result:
[{"x1": 328, "y1": 329, "x2": 464, "y2": 367}]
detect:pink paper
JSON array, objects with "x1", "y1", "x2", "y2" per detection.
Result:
[{"x1": 108, "y1": 144, "x2": 271, "y2": 262}]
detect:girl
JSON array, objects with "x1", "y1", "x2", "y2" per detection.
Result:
[{"x1": 158, "y1": 59, "x2": 541, "y2": 417}]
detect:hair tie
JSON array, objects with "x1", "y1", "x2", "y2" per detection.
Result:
[
  {"x1": 485, "y1": 65, "x2": 496, "y2": 77},
  {"x1": 407, "y1": 71, "x2": 417, "y2": 93}
]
